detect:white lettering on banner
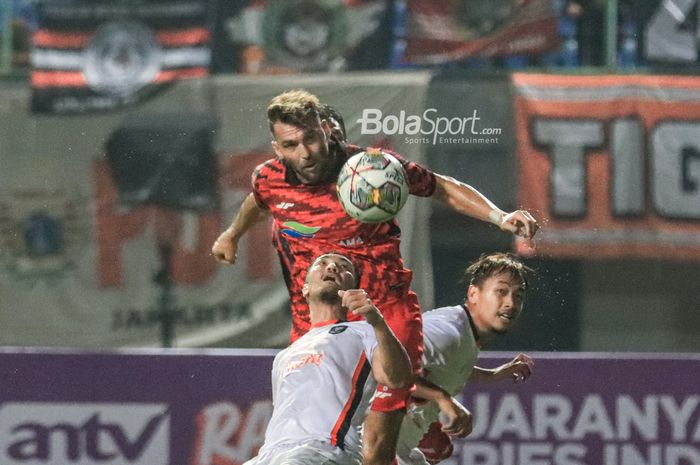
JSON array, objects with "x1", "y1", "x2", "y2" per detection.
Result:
[
  {"x1": 192, "y1": 400, "x2": 273, "y2": 465},
  {"x1": 533, "y1": 395, "x2": 572, "y2": 440},
  {"x1": 487, "y1": 395, "x2": 533, "y2": 439},
  {"x1": 468, "y1": 394, "x2": 700, "y2": 442},
  {"x1": 461, "y1": 394, "x2": 700, "y2": 465},
  {"x1": 460, "y1": 442, "x2": 588, "y2": 465},
  {"x1": 356, "y1": 108, "x2": 501, "y2": 144},
  {"x1": 571, "y1": 395, "x2": 615, "y2": 440},
  {"x1": 660, "y1": 396, "x2": 700, "y2": 441},
  {"x1": 604, "y1": 444, "x2": 700, "y2": 465},
  {"x1": 0, "y1": 403, "x2": 169, "y2": 465},
  {"x1": 460, "y1": 442, "x2": 700, "y2": 465},
  {"x1": 532, "y1": 119, "x2": 700, "y2": 219}
]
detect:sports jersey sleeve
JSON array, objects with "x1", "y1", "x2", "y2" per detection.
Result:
[
  {"x1": 421, "y1": 307, "x2": 469, "y2": 370},
  {"x1": 422, "y1": 322, "x2": 455, "y2": 369},
  {"x1": 251, "y1": 162, "x2": 270, "y2": 210},
  {"x1": 384, "y1": 149, "x2": 436, "y2": 197},
  {"x1": 358, "y1": 325, "x2": 378, "y2": 364}
]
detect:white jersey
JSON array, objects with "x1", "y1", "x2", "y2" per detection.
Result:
[
  {"x1": 397, "y1": 305, "x2": 480, "y2": 465},
  {"x1": 254, "y1": 320, "x2": 379, "y2": 465}
]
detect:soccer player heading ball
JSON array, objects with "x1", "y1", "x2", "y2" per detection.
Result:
[{"x1": 212, "y1": 89, "x2": 539, "y2": 465}]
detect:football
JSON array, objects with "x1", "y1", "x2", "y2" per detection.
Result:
[{"x1": 336, "y1": 149, "x2": 409, "y2": 223}]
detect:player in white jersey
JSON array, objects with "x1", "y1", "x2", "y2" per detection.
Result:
[
  {"x1": 398, "y1": 252, "x2": 535, "y2": 465},
  {"x1": 245, "y1": 253, "x2": 412, "y2": 465}
]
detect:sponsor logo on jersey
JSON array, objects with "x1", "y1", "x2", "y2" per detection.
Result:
[
  {"x1": 339, "y1": 237, "x2": 365, "y2": 247},
  {"x1": 329, "y1": 325, "x2": 348, "y2": 334},
  {"x1": 280, "y1": 221, "x2": 320, "y2": 239},
  {"x1": 284, "y1": 352, "x2": 324, "y2": 374},
  {"x1": 276, "y1": 202, "x2": 295, "y2": 209}
]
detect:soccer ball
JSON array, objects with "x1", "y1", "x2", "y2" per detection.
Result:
[{"x1": 336, "y1": 149, "x2": 409, "y2": 223}]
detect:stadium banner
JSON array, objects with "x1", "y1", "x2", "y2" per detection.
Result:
[
  {"x1": 218, "y1": 0, "x2": 391, "y2": 74},
  {"x1": 513, "y1": 73, "x2": 700, "y2": 260},
  {"x1": 0, "y1": 73, "x2": 433, "y2": 348},
  {"x1": 397, "y1": 0, "x2": 558, "y2": 66},
  {"x1": 0, "y1": 349, "x2": 698, "y2": 465},
  {"x1": 640, "y1": 0, "x2": 700, "y2": 65},
  {"x1": 30, "y1": 0, "x2": 211, "y2": 114}
]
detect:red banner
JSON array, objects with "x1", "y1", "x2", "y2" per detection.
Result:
[
  {"x1": 31, "y1": 1, "x2": 211, "y2": 114},
  {"x1": 401, "y1": 0, "x2": 558, "y2": 65},
  {"x1": 222, "y1": 0, "x2": 389, "y2": 74},
  {"x1": 513, "y1": 73, "x2": 700, "y2": 260}
]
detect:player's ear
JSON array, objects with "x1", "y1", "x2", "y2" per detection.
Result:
[
  {"x1": 271, "y1": 140, "x2": 282, "y2": 157},
  {"x1": 302, "y1": 283, "x2": 310, "y2": 299},
  {"x1": 467, "y1": 284, "x2": 479, "y2": 304},
  {"x1": 320, "y1": 119, "x2": 332, "y2": 137}
]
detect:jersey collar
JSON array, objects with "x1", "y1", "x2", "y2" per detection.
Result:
[
  {"x1": 462, "y1": 304, "x2": 482, "y2": 348},
  {"x1": 310, "y1": 319, "x2": 343, "y2": 329}
]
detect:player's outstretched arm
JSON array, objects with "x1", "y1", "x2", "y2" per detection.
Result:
[
  {"x1": 339, "y1": 289, "x2": 412, "y2": 389},
  {"x1": 212, "y1": 193, "x2": 268, "y2": 264},
  {"x1": 432, "y1": 174, "x2": 539, "y2": 240},
  {"x1": 413, "y1": 377, "x2": 473, "y2": 437},
  {"x1": 469, "y1": 353, "x2": 534, "y2": 383}
]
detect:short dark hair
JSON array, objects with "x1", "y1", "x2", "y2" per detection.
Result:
[
  {"x1": 465, "y1": 252, "x2": 532, "y2": 290},
  {"x1": 320, "y1": 104, "x2": 346, "y2": 141},
  {"x1": 267, "y1": 89, "x2": 323, "y2": 133}
]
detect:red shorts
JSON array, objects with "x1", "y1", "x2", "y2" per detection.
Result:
[
  {"x1": 368, "y1": 290, "x2": 423, "y2": 412},
  {"x1": 418, "y1": 421, "x2": 454, "y2": 464}
]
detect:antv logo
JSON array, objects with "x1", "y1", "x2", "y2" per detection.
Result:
[{"x1": 0, "y1": 403, "x2": 170, "y2": 465}]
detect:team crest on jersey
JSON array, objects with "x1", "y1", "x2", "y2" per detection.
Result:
[
  {"x1": 280, "y1": 221, "x2": 320, "y2": 239},
  {"x1": 329, "y1": 325, "x2": 348, "y2": 334}
]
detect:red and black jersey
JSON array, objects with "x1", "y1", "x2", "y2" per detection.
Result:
[{"x1": 252, "y1": 144, "x2": 436, "y2": 342}]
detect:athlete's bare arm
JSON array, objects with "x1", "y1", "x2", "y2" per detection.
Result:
[
  {"x1": 413, "y1": 377, "x2": 473, "y2": 438},
  {"x1": 339, "y1": 289, "x2": 412, "y2": 389},
  {"x1": 469, "y1": 353, "x2": 534, "y2": 383},
  {"x1": 212, "y1": 193, "x2": 268, "y2": 264},
  {"x1": 432, "y1": 174, "x2": 539, "y2": 239}
]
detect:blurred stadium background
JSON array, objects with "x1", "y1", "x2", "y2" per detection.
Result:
[{"x1": 0, "y1": 1, "x2": 699, "y2": 465}]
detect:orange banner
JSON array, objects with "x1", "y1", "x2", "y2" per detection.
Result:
[{"x1": 513, "y1": 73, "x2": 700, "y2": 260}]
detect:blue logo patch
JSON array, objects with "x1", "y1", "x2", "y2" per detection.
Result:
[{"x1": 329, "y1": 325, "x2": 348, "y2": 335}]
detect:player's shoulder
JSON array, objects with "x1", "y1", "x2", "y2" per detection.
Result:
[
  {"x1": 253, "y1": 157, "x2": 285, "y2": 180},
  {"x1": 423, "y1": 305, "x2": 468, "y2": 323},
  {"x1": 315, "y1": 321, "x2": 375, "y2": 344},
  {"x1": 325, "y1": 321, "x2": 371, "y2": 335}
]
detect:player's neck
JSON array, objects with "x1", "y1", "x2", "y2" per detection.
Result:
[
  {"x1": 309, "y1": 303, "x2": 344, "y2": 325},
  {"x1": 463, "y1": 303, "x2": 486, "y2": 347}
]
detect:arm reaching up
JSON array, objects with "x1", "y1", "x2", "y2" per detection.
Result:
[
  {"x1": 470, "y1": 353, "x2": 534, "y2": 383},
  {"x1": 339, "y1": 289, "x2": 412, "y2": 389},
  {"x1": 433, "y1": 174, "x2": 539, "y2": 240},
  {"x1": 413, "y1": 377, "x2": 473, "y2": 438},
  {"x1": 212, "y1": 193, "x2": 267, "y2": 264}
]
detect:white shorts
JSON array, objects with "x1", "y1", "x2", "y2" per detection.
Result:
[{"x1": 245, "y1": 441, "x2": 360, "y2": 465}]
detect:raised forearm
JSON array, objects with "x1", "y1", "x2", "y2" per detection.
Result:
[
  {"x1": 413, "y1": 376, "x2": 452, "y2": 408},
  {"x1": 468, "y1": 366, "x2": 497, "y2": 382},
  {"x1": 212, "y1": 193, "x2": 268, "y2": 264},
  {"x1": 342, "y1": 289, "x2": 413, "y2": 389},
  {"x1": 371, "y1": 320, "x2": 413, "y2": 389},
  {"x1": 433, "y1": 174, "x2": 504, "y2": 225},
  {"x1": 222, "y1": 192, "x2": 267, "y2": 240}
]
